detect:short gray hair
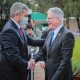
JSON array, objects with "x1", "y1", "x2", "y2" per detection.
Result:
[
  {"x1": 10, "y1": 2, "x2": 30, "y2": 17},
  {"x1": 47, "y1": 7, "x2": 64, "y2": 20}
]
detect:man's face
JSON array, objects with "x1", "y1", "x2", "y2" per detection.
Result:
[
  {"x1": 17, "y1": 10, "x2": 28, "y2": 24},
  {"x1": 47, "y1": 12, "x2": 61, "y2": 30}
]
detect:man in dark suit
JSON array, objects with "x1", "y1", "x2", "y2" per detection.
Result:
[
  {"x1": 31, "y1": 7, "x2": 75, "y2": 80},
  {"x1": 0, "y1": 2, "x2": 44, "y2": 80}
]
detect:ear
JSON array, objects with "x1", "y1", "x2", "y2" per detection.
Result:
[
  {"x1": 16, "y1": 13, "x2": 19, "y2": 16},
  {"x1": 56, "y1": 17, "x2": 60, "y2": 23}
]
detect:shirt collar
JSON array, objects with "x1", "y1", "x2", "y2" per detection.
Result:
[
  {"x1": 11, "y1": 18, "x2": 21, "y2": 30},
  {"x1": 53, "y1": 23, "x2": 63, "y2": 36}
]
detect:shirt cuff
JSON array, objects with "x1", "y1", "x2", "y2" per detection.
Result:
[{"x1": 27, "y1": 62, "x2": 30, "y2": 69}]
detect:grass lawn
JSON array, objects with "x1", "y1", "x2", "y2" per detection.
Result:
[{"x1": 72, "y1": 37, "x2": 80, "y2": 75}]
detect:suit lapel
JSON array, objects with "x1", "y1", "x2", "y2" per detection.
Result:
[
  {"x1": 46, "y1": 31, "x2": 52, "y2": 54},
  {"x1": 23, "y1": 30, "x2": 27, "y2": 45},
  {"x1": 10, "y1": 19, "x2": 25, "y2": 45},
  {"x1": 49, "y1": 27, "x2": 64, "y2": 53},
  {"x1": 16, "y1": 29, "x2": 25, "y2": 44}
]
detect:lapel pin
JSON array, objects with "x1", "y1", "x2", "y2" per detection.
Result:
[{"x1": 58, "y1": 34, "x2": 60, "y2": 35}]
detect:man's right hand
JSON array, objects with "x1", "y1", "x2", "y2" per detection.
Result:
[
  {"x1": 39, "y1": 61, "x2": 45, "y2": 69},
  {"x1": 27, "y1": 29, "x2": 34, "y2": 36},
  {"x1": 28, "y1": 59, "x2": 36, "y2": 70}
]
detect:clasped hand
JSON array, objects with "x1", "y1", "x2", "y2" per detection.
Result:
[{"x1": 28, "y1": 59, "x2": 45, "y2": 70}]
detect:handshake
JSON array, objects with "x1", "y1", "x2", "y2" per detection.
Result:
[{"x1": 28, "y1": 59, "x2": 45, "y2": 70}]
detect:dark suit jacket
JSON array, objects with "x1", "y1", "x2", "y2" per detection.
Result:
[
  {"x1": 0, "y1": 19, "x2": 44, "y2": 80},
  {"x1": 34, "y1": 26, "x2": 75, "y2": 80},
  {"x1": 41, "y1": 29, "x2": 50, "y2": 39}
]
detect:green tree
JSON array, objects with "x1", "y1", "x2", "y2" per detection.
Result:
[
  {"x1": 64, "y1": 0, "x2": 80, "y2": 30},
  {"x1": 0, "y1": 0, "x2": 30, "y2": 31},
  {"x1": 34, "y1": 0, "x2": 54, "y2": 13}
]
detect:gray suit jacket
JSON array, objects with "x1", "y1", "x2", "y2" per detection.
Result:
[{"x1": 34, "y1": 26, "x2": 75, "y2": 80}]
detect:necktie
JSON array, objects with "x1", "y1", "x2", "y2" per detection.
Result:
[
  {"x1": 20, "y1": 27, "x2": 23, "y2": 36},
  {"x1": 20, "y1": 27, "x2": 27, "y2": 44},
  {"x1": 50, "y1": 31, "x2": 54, "y2": 48}
]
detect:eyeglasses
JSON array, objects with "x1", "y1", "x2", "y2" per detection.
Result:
[{"x1": 47, "y1": 17, "x2": 59, "y2": 20}]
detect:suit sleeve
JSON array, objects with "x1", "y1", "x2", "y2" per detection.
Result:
[
  {"x1": 27, "y1": 34, "x2": 44, "y2": 47},
  {"x1": 1, "y1": 30, "x2": 28, "y2": 74},
  {"x1": 33, "y1": 41, "x2": 47, "y2": 62},
  {"x1": 41, "y1": 29, "x2": 50, "y2": 39},
  {"x1": 33, "y1": 30, "x2": 48, "y2": 62},
  {"x1": 52, "y1": 32, "x2": 75, "y2": 80}
]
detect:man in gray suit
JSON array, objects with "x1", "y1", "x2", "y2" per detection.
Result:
[{"x1": 30, "y1": 7, "x2": 75, "y2": 80}]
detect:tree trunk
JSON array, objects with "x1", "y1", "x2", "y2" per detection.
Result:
[
  {"x1": 76, "y1": 17, "x2": 80, "y2": 33},
  {"x1": 66, "y1": 17, "x2": 70, "y2": 29}
]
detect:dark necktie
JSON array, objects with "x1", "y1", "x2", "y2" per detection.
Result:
[
  {"x1": 20, "y1": 27, "x2": 24, "y2": 37},
  {"x1": 50, "y1": 31, "x2": 54, "y2": 48},
  {"x1": 20, "y1": 27, "x2": 27, "y2": 44}
]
